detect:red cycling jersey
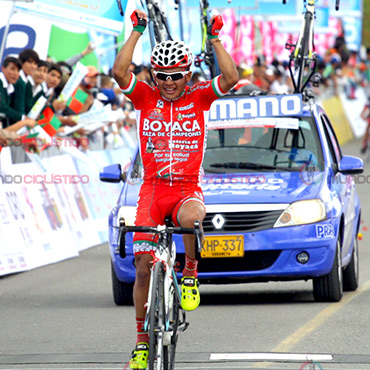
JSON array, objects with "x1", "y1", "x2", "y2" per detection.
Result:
[
  {"x1": 120, "y1": 73, "x2": 226, "y2": 253},
  {"x1": 120, "y1": 72, "x2": 227, "y2": 185}
]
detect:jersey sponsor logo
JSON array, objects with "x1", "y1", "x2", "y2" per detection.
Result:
[
  {"x1": 143, "y1": 118, "x2": 201, "y2": 133},
  {"x1": 176, "y1": 103, "x2": 194, "y2": 111},
  {"x1": 178, "y1": 112, "x2": 196, "y2": 120},
  {"x1": 189, "y1": 82, "x2": 211, "y2": 92},
  {"x1": 168, "y1": 139, "x2": 199, "y2": 150},
  {"x1": 209, "y1": 94, "x2": 303, "y2": 121},
  {"x1": 156, "y1": 100, "x2": 164, "y2": 108},
  {"x1": 148, "y1": 108, "x2": 164, "y2": 120}
]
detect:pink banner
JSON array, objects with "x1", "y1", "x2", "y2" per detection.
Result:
[
  {"x1": 259, "y1": 21, "x2": 278, "y2": 65},
  {"x1": 234, "y1": 15, "x2": 255, "y2": 67},
  {"x1": 219, "y1": 8, "x2": 237, "y2": 57}
]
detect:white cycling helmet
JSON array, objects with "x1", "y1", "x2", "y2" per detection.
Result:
[{"x1": 151, "y1": 40, "x2": 193, "y2": 69}]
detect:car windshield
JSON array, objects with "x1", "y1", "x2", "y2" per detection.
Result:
[{"x1": 203, "y1": 117, "x2": 324, "y2": 174}]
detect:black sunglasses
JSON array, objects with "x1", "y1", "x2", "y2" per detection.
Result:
[{"x1": 153, "y1": 70, "x2": 188, "y2": 81}]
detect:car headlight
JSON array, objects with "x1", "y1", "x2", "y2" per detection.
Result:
[
  {"x1": 117, "y1": 206, "x2": 137, "y2": 226},
  {"x1": 273, "y1": 199, "x2": 326, "y2": 227}
]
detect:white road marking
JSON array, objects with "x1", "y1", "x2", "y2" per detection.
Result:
[{"x1": 210, "y1": 353, "x2": 333, "y2": 361}]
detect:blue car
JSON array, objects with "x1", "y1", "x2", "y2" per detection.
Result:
[{"x1": 100, "y1": 93, "x2": 363, "y2": 305}]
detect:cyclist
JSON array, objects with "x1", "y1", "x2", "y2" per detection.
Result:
[{"x1": 112, "y1": 9, "x2": 238, "y2": 369}]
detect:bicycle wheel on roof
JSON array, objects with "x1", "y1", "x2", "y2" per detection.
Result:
[{"x1": 144, "y1": 0, "x2": 173, "y2": 48}]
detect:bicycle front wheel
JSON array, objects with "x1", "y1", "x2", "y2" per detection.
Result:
[
  {"x1": 148, "y1": 262, "x2": 165, "y2": 370},
  {"x1": 164, "y1": 277, "x2": 181, "y2": 370}
]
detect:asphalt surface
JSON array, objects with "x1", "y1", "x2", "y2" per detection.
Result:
[{"x1": 1, "y1": 138, "x2": 370, "y2": 370}]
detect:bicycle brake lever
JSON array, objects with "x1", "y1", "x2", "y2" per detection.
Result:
[
  {"x1": 118, "y1": 218, "x2": 127, "y2": 258},
  {"x1": 193, "y1": 220, "x2": 203, "y2": 253}
]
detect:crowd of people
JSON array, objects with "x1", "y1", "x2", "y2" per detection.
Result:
[
  {"x1": 0, "y1": 43, "x2": 136, "y2": 154},
  {"x1": 1, "y1": 34, "x2": 370, "y2": 154}
]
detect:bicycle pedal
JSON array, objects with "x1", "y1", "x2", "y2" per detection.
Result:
[{"x1": 178, "y1": 321, "x2": 189, "y2": 333}]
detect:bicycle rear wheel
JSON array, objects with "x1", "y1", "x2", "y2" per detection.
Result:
[{"x1": 148, "y1": 262, "x2": 165, "y2": 370}]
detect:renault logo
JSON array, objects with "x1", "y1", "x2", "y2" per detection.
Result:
[{"x1": 212, "y1": 214, "x2": 225, "y2": 229}]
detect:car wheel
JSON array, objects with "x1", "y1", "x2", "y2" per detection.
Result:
[
  {"x1": 111, "y1": 262, "x2": 134, "y2": 306},
  {"x1": 343, "y1": 236, "x2": 359, "y2": 291},
  {"x1": 313, "y1": 239, "x2": 343, "y2": 302}
]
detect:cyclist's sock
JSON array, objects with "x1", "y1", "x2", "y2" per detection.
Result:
[
  {"x1": 182, "y1": 254, "x2": 198, "y2": 278},
  {"x1": 136, "y1": 317, "x2": 149, "y2": 344}
]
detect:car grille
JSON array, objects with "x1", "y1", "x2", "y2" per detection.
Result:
[
  {"x1": 176, "y1": 250, "x2": 282, "y2": 272},
  {"x1": 203, "y1": 210, "x2": 282, "y2": 233}
]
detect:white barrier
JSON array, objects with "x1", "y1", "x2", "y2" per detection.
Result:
[{"x1": 0, "y1": 145, "x2": 133, "y2": 276}]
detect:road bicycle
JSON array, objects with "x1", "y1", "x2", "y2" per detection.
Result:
[
  {"x1": 115, "y1": 0, "x2": 177, "y2": 48},
  {"x1": 284, "y1": 0, "x2": 341, "y2": 94},
  {"x1": 194, "y1": 0, "x2": 220, "y2": 79},
  {"x1": 141, "y1": 0, "x2": 173, "y2": 48},
  {"x1": 117, "y1": 218, "x2": 203, "y2": 370}
]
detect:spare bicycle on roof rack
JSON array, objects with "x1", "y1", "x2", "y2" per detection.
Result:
[
  {"x1": 284, "y1": 0, "x2": 340, "y2": 97},
  {"x1": 194, "y1": 0, "x2": 220, "y2": 79},
  {"x1": 116, "y1": 0, "x2": 175, "y2": 46}
]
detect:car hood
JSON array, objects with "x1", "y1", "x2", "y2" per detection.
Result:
[
  {"x1": 123, "y1": 171, "x2": 323, "y2": 206},
  {"x1": 201, "y1": 171, "x2": 322, "y2": 204}
]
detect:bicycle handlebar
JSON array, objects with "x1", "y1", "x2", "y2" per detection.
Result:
[
  {"x1": 116, "y1": 218, "x2": 203, "y2": 258},
  {"x1": 281, "y1": 0, "x2": 340, "y2": 10},
  {"x1": 123, "y1": 225, "x2": 197, "y2": 235}
]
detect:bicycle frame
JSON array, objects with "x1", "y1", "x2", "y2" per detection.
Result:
[
  {"x1": 143, "y1": 0, "x2": 173, "y2": 49},
  {"x1": 284, "y1": 0, "x2": 341, "y2": 95},
  {"x1": 195, "y1": 0, "x2": 220, "y2": 79}
]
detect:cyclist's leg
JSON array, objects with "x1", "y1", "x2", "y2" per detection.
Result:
[
  {"x1": 177, "y1": 200, "x2": 205, "y2": 265},
  {"x1": 130, "y1": 253, "x2": 153, "y2": 369},
  {"x1": 130, "y1": 184, "x2": 159, "y2": 369},
  {"x1": 173, "y1": 193, "x2": 206, "y2": 311}
]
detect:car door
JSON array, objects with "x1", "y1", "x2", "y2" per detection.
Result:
[{"x1": 321, "y1": 114, "x2": 356, "y2": 257}]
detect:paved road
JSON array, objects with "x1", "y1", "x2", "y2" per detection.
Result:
[{"x1": 1, "y1": 139, "x2": 370, "y2": 370}]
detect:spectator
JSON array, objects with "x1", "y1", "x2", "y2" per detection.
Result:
[
  {"x1": 0, "y1": 56, "x2": 23, "y2": 128},
  {"x1": 99, "y1": 74, "x2": 120, "y2": 107},
  {"x1": 360, "y1": 98, "x2": 370, "y2": 154},
  {"x1": 14, "y1": 49, "x2": 40, "y2": 117},
  {"x1": 43, "y1": 63, "x2": 63, "y2": 106},
  {"x1": 232, "y1": 64, "x2": 262, "y2": 95},
  {"x1": 0, "y1": 118, "x2": 35, "y2": 146},
  {"x1": 81, "y1": 65, "x2": 99, "y2": 97},
  {"x1": 25, "y1": 60, "x2": 50, "y2": 113},
  {"x1": 65, "y1": 42, "x2": 96, "y2": 67}
]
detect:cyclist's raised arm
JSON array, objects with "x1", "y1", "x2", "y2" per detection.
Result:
[
  {"x1": 112, "y1": 9, "x2": 148, "y2": 88},
  {"x1": 208, "y1": 15, "x2": 238, "y2": 92}
]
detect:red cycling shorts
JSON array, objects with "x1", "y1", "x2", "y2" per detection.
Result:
[{"x1": 133, "y1": 182, "x2": 205, "y2": 255}]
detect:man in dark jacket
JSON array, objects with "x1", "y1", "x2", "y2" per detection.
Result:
[{"x1": 0, "y1": 56, "x2": 23, "y2": 128}]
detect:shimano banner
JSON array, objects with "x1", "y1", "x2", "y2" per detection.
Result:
[{"x1": 209, "y1": 95, "x2": 303, "y2": 122}]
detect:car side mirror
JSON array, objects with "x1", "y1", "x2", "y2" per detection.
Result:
[
  {"x1": 338, "y1": 155, "x2": 363, "y2": 175},
  {"x1": 99, "y1": 164, "x2": 126, "y2": 183}
]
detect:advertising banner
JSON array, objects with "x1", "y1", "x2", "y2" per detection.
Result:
[
  {"x1": 186, "y1": 0, "x2": 298, "y2": 16},
  {"x1": 0, "y1": 144, "x2": 136, "y2": 276},
  {"x1": 41, "y1": 155, "x2": 102, "y2": 251},
  {"x1": 0, "y1": 3, "x2": 51, "y2": 63},
  {"x1": 15, "y1": 0, "x2": 126, "y2": 36}
]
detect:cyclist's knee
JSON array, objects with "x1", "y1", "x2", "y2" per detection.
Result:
[
  {"x1": 178, "y1": 203, "x2": 205, "y2": 227},
  {"x1": 135, "y1": 254, "x2": 152, "y2": 284}
]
